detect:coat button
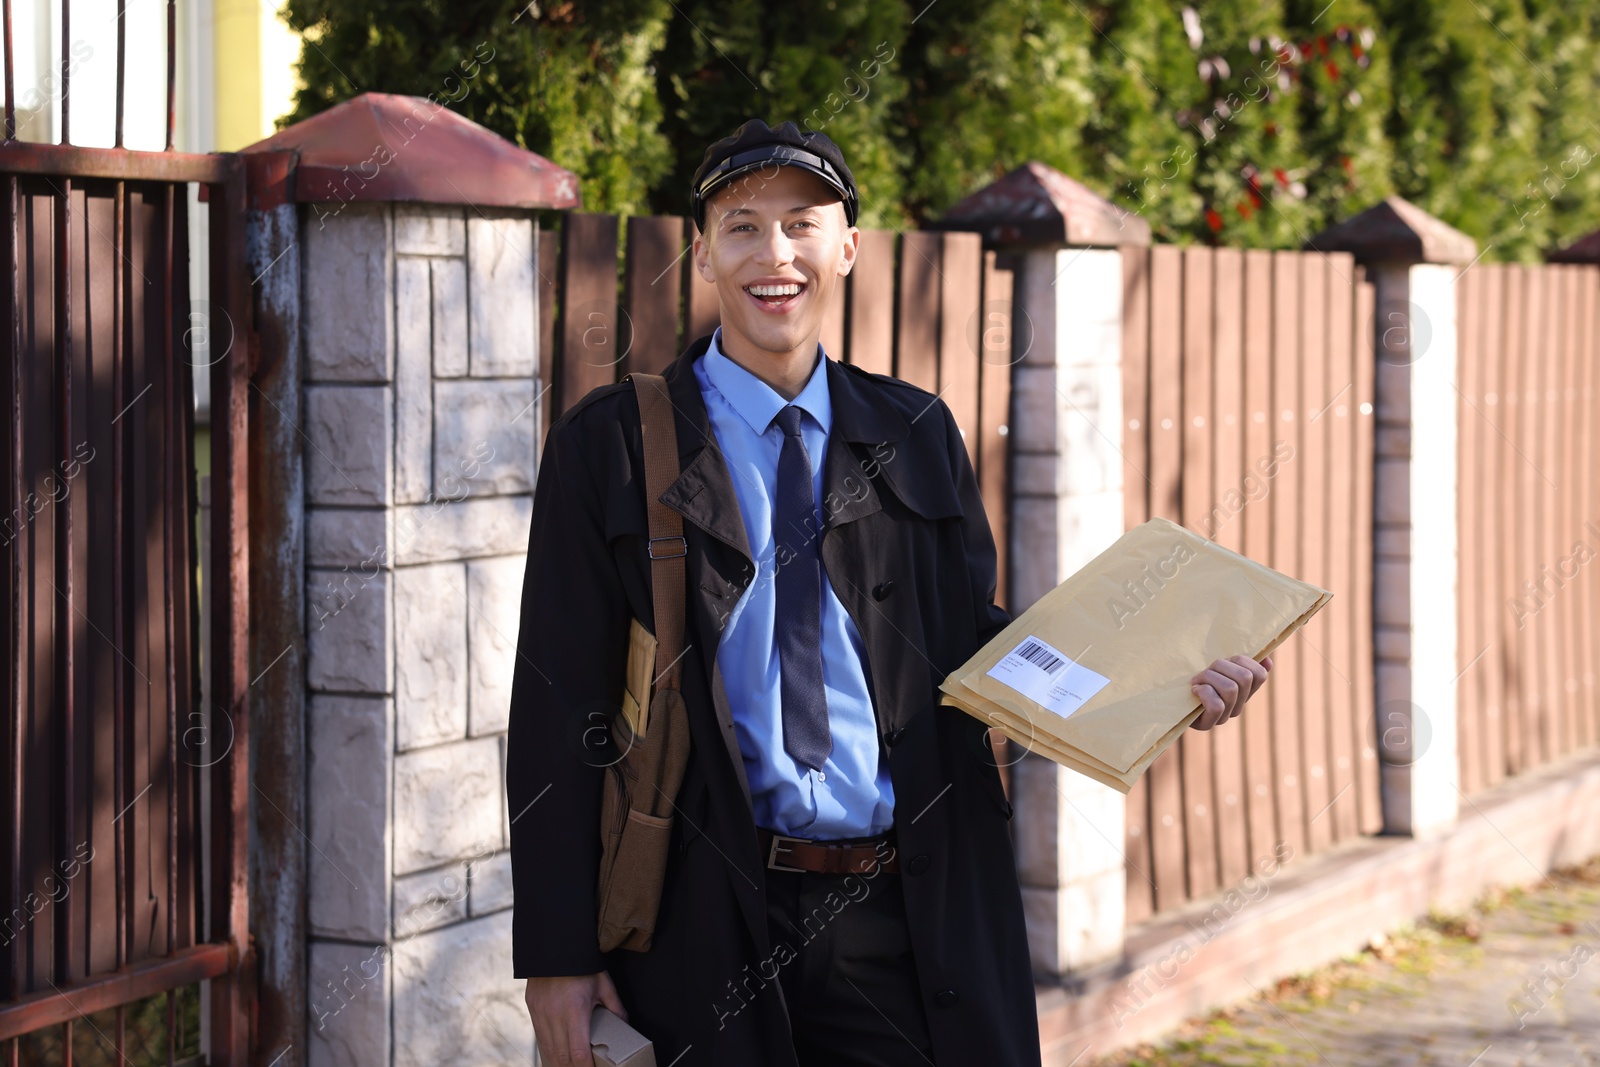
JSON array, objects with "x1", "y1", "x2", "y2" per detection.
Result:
[
  {"x1": 934, "y1": 989, "x2": 958, "y2": 1008},
  {"x1": 872, "y1": 580, "x2": 895, "y2": 601},
  {"x1": 887, "y1": 726, "x2": 907, "y2": 747},
  {"x1": 907, "y1": 854, "x2": 930, "y2": 877}
]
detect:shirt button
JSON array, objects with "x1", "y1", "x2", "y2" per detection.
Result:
[{"x1": 817, "y1": 771, "x2": 826, "y2": 781}]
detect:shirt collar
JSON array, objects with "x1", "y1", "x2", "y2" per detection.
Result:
[{"x1": 703, "y1": 326, "x2": 832, "y2": 436}]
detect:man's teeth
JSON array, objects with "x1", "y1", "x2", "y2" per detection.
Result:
[{"x1": 746, "y1": 284, "x2": 802, "y2": 297}]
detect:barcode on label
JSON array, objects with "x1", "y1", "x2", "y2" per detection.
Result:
[{"x1": 1015, "y1": 638, "x2": 1065, "y2": 675}]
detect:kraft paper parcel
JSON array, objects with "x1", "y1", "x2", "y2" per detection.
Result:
[
  {"x1": 938, "y1": 517, "x2": 1332, "y2": 793},
  {"x1": 590, "y1": 1006, "x2": 655, "y2": 1067}
]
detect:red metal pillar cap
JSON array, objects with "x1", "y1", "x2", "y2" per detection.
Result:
[
  {"x1": 929, "y1": 161, "x2": 1152, "y2": 249},
  {"x1": 240, "y1": 92, "x2": 581, "y2": 213},
  {"x1": 1307, "y1": 195, "x2": 1477, "y2": 265}
]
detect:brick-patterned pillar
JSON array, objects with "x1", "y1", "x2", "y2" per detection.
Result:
[
  {"x1": 1310, "y1": 197, "x2": 1477, "y2": 838},
  {"x1": 299, "y1": 202, "x2": 540, "y2": 1067},
  {"x1": 242, "y1": 93, "x2": 581, "y2": 1067},
  {"x1": 1009, "y1": 246, "x2": 1130, "y2": 974},
  {"x1": 937, "y1": 163, "x2": 1152, "y2": 977}
]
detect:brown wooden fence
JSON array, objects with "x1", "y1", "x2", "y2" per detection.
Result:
[
  {"x1": 1456, "y1": 262, "x2": 1600, "y2": 793},
  {"x1": 1119, "y1": 245, "x2": 1383, "y2": 922},
  {"x1": 534, "y1": 213, "x2": 1018, "y2": 616}
]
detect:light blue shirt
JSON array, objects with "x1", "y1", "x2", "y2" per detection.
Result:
[{"x1": 692, "y1": 327, "x2": 894, "y2": 839}]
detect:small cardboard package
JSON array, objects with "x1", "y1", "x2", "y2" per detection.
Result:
[
  {"x1": 939, "y1": 517, "x2": 1331, "y2": 792},
  {"x1": 590, "y1": 1006, "x2": 655, "y2": 1067}
]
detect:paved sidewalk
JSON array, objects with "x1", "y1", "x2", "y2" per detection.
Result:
[{"x1": 1090, "y1": 857, "x2": 1600, "y2": 1067}]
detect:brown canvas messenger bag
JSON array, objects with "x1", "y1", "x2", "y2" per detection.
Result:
[{"x1": 595, "y1": 372, "x2": 693, "y2": 953}]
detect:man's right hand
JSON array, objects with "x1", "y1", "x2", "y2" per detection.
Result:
[{"x1": 525, "y1": 972, "x2": 627, "y2": 1065}]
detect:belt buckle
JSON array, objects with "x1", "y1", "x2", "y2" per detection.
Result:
[{"x1": 766, "y1": 834, "x2": 809, "y2": 873}]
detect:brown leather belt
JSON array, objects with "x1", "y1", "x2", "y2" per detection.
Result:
[{"x1": 757, "y1": 828, "x2": 900, "y2": 875}]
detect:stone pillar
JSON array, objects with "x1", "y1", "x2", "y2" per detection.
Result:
[
  {"x1": 242, "y1": 93, "x2": 580, "y2": 1067},
  {"x1": 937, "y1": 163, "x2": 1151, "y2": 976},
  {"x1": 299, "y1": 202, "x2": 539, "y2": 1067},
  {"x1": 1310, "y1": 197, "x2": 1476, "y2": 838}
]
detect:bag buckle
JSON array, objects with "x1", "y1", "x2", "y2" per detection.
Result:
[
  {"x1": 648, "y1": 536, "x2": 688, "y2": 559},
  {"x1": 766, "y1": 834, "x2": 809, "y2": 873}
]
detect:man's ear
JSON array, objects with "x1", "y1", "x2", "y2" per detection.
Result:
[
  {"x1": 837, "y1": 224, "x2": 861, "y2": 279},
  {"x1": 693, "y1": 229, "x2": 714, "y2": 284}
]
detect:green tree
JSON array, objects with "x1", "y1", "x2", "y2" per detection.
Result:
[
  {"x1": 1378, "y1": 0, "x2": 1543, "y2": 258},
  {"x1": 889, "y1": 0, "x2": 1096, "y2": 228},
  {"x1": 1280, "y1": 0, "x2": 1394, "y2": 239},
  {"x1": 647, "y1": 1, "x2": 910, "y2": 228},
  {"x1": 1517, "y1": 0, "x2": 1600, "y2": 256},
  {"x1": 1075, "y1": 0, "x2": 1208, "y2": 243},
  {"x1": 281, "y1": 0, "x2": 675, "y2": 218}
]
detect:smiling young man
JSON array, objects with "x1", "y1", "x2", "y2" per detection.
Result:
[{"x1": 508, "y1": 119, "x2": 1271, "y2": 1067}]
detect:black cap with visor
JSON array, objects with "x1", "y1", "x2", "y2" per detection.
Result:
[{"x1": 690, "y1": 119, "x2": 859, "y2": 233}]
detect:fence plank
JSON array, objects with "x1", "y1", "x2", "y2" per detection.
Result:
[
  {"x1": 1147, "y1": 244, "x2": 1188, "y2": 910},
  {"x1": 83, "y1": 189, "x2": 117, "y2": 977},
  {"x1": 1241, "y1": 249, "x2": 1282, "y2": 857},
  {"x1": 1456, "y1": 264, "x2": 1485, "y2": 796},
  {"x1": 22, "y1": 185, "x2": 60, "y2": 990},
  {"x1": 1537, "y1": 269, "x2": 1564, "y2": 759},
  {"x1": 940, "y1": 233, "x2": 983, "y2": 463},
  {"x1": 620, "y1": 216, "x2": 685, "y2": 377},
  {"x1": 896, "y1": 233, "x2": 941, "y2": 391},
  {"x1": 1523, "y1": 265, "x2": 1548, "y2": 764},
  {"x1": 978, "y1": 251, "x2": 1014, "y2": 613},
  {"x1": 1352, "y1": 268, "x2": 1382, "y2": 833},
  {"x1": 684, "y1": 230, "x2": 720, "y2": 347},
  {"x1": 536, "y1": 227, "x2": 558, "y2": 454},
  {"x1": 1323, "y1": 253, "x2": 1359, "y2": 840},
  {"x1": 1479, "y1": 265, "x2": 1507, "y2": 788},
  {"x1": 1504, "y1": 265, "x2": 1529, "y2": 767},
  {"x1": 821, "y1": 258, "x2": 846, "y2": 361},
  {"x1": 1179, "y1": 247, "x2": 1219, "y2": 900},
  {"x1": 555, "y1": 213, "x2": 620, "y2": 419},
  {"x1": 847, "y1": 230, "x2": 896, "y2": 375},
  {"x1": 1269, "y1": 251, "x2": 1308, "y2": 857},
  {"x1": 1558, "y1": 266, "x2": 1583, "y2": 754},
  {"x1": 1121, "y1": 247, "x2": 1155, "y2": 925},
  {"x1": 1297, "y1": 252, "x2": 1333, "y2": 853},
  {"x1": 1208, "y1": 246, "x2": 1251, "y2": 883},
  {"x1": 1579, "y1": 268, "x2": 1600, "y2": 750}
]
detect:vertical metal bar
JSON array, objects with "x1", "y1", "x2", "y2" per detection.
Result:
[
  {"x1": 61, "y1": 1019, "x2": 71, "y2": 1067},
  {"x1": 3, "y1": 0, "x2": 15, "y2": 140},
  {"x1": 163, "y1": 184, "x2": 177, "y2": 962},
  {"x1": 6, "y1": 174, "x2": 21, "y2": 1010},
  {"x1": 164, "y1": 0, "x2": 176, "y2": 150},
  {"x1": 165, "y1": 988, "x2": 176, "y2": 1065},
  {"x1": 207, "y1": 159, "x2": 251, "y2": 1066},
  {"x1": 114, "y1": 0, "x2": 126, "y2": 147},
  {"x1": 112, "y1": 181, "x2": 126, "y2": 970},
  {"x1": 54, "y1": 177, "x2": 74, "y2": 987},
  {"x1": 59, "y1": 0, "x2": 70, "y2": 144}
]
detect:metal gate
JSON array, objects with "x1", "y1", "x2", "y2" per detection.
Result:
[{"x1": 0, "y1": 1, "x2": 253, "y2": 1062}]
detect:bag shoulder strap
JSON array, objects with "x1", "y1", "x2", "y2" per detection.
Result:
[{"x1": 628, "y1": 372, "x2": 688, "y2": 693}]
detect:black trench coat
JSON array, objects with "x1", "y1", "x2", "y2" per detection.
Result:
[{"x1": 507, "y1": 334, "x2": 1042, "y2": 1066}]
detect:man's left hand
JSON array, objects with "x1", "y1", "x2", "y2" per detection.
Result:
[{"x1": 1189, "y1": 654, "x2": 1272, "y2": 730}]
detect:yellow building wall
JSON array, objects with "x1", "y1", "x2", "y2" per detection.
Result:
[{"x1": 213, "y1": 0, "x2": 301, "y2": 150}]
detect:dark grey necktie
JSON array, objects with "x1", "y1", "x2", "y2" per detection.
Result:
[{"x1": 773, "y1": 404, "x2": 830, "y2": 771}]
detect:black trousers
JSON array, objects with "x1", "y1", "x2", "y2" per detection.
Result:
[{"x1": 762, "y1": 864, "x2": 937, "y2": 1067}]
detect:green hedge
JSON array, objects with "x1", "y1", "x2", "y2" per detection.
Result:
[{"x1": 281, "y1": 0, "x2": 1600, "y2": 258}]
